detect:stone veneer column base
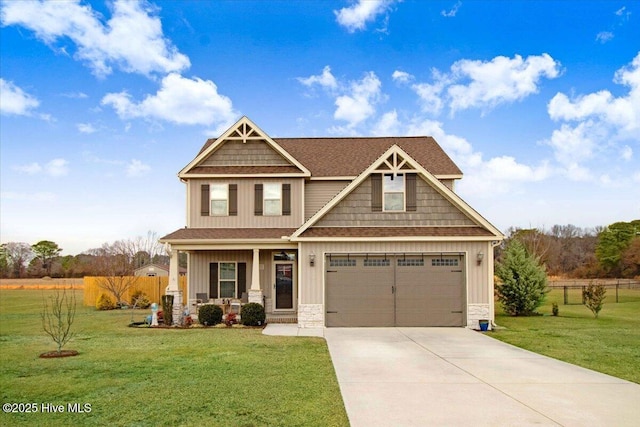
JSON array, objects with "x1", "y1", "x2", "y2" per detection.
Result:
[
  {"x1": 248, "y1": 289, "x2": 263, "y2": 305},
  {"x1": 165, "y1": 289, "x2": 183, "y2": 326},
  {"x1": 467, "y1": 303, "x2": 491, "y2": 330},
  {"x1": 298, "y1": 304, "x2": 324, "y2": 328}
]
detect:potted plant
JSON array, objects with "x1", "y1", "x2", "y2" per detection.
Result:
[{"x1": 478, "y1": 319, "x2": 489, "y2": 331}]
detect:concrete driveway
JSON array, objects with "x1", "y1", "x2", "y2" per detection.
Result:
[{"x1": 323, "y1": 327, "x2": 640, "y2": 427}]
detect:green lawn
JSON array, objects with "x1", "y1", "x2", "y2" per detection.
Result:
[
  {"x1": 492, "y1": 288, "x2": 640, "y2": 384},
  {"x1": 0, "y1": 290, "x2": 349, "y2": 427}
]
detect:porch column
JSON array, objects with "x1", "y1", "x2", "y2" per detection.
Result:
[
  {"x1": 164, "y1": 244, "x2": 183, "y2": 325},
  {"x1": 249, "y1": 248, "x2": 263, "y2": 305}
]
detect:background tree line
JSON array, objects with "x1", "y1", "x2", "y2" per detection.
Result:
[
  {"x1": 0, "y1": 231, "x2": 186, "y2": 279},
  {"x1": 2, "y1": 221, "x2": 638, "y2": 279},
  {"x1": 498, "y1": 220, "x2": 640, "y2": 279}
]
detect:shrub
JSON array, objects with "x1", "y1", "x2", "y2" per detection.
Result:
[
  {"x1": 130, "y1": 290, "x2": 151, "y2": 309},
  {"x1": 198, "y1": 304, "x2": 223, "y2": 326},
  {"x1": 496, "y1": 239, "x2": 548, "y2": 316},
  {"x1": 552, "y1": 302, "x2": 559, "y2": 316},
  {"x1": 583, "y1": 282, "x2": 606, "y2": 318},
  {"x1": 241, "y1": 303, "x2": 266, "y2": 326},
  {"x1": 96, "y1": 293, "x2": 115, "y2": 310}
]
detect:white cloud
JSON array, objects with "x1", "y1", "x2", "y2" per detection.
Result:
[
  {"x1": 403, "y1": 54, "x2": 560, "y2": 116},
  {"x1": 45, "y1": 159, "x2": 70, "y2": 177},
  {"x1": 0, "y1": 79, "x2": 40, "y2": 116},
  {"x1": 447, "y1": 54, "x2": 561, "y2": 114},
  {"x1": 405, "y1": 118, "x2": 550, "y2": 196},
  {"x1": 126, "y1": 159, "x2": 151, "y2": 177},
  {"x1": 334, "y1": 71, "x2": 383, "y2": 127},
  {"x1": 334, "y1": 0, "x2": 396, "y2": 33},
  {"x1": 61, "y1": 92, "x2": 88, "y2": 99},
  {"x1": 77, "y1": 123, "x2": 97, "y2": 134},
  {"x1": 545, "y1": 52, "x2": 640, "y2": 180},
  {"x1": 548, "y1": 52, "x2": 640, "y2": 137},
  {"x1": 0, "y1": 0, "x2": 190, "y2": 77},
  {"x1": 441, "y1": 1, "x2": 462, "y2": 18},
  {"x1": 13, "y1": 163, "x2": 42, "y2": 175},
  {"x1": 372, "y1": 110, "x2": 401, "y2": 136},
  {"x1": 12, "y1": 158, "x2": 69, "y2": 177},
  {"x1": 101, "y1": 73, "x2": 237, "y2": 127},
  {"x1": 391, "y1": 70, "x2": 414, "y2": 84},
  {"x1": 297, "y1": 65, "x2": 338, "y2": 91},
  {"x1": 596, "y1": 31, "x2": 614, "y2": 44}
]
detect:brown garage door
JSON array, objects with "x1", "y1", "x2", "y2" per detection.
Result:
[{"x1": 325, "y1": 254, "x2": 465, "y2": 327}]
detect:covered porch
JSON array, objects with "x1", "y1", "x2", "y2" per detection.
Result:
[{"x1": 161, "y1": 228, "x2": 300, "y2": 323}]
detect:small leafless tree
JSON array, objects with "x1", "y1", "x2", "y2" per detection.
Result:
[{"x1": 41, "y1": 288, "x2": 77, "y2": 354}]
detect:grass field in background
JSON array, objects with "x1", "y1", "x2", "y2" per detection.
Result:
[
  {"x1": 0, "y1": 289, "x2": 349, "y2": 427},
  {"x1": 492, "y1": 288, "x2": 640, "y2": 384}
]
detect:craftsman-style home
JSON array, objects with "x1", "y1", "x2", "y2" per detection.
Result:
[{"x1": 160, "y1": 116, "x2": 503, "y2": 328}]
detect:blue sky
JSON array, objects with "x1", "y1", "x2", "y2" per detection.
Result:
[{"x1": 1, "y1": 0, "x2": 638, "y2": 255}]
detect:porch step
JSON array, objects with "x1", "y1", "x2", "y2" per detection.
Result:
[{"x1": 267, "y1": 315, "x2": 298, "y2": 324}]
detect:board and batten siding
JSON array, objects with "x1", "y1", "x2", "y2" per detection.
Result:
[
  {"x1": 298, "y1": 241, "x2": 493, "y2": 307},
  {"x1": 304, "y1": 180, "x2": 349, "y2": 220},
  {"x1": 188, "y1": 178, "x2": 304, "y2": 228},
  {"x1": 315, "y1": 176, "x2": 475, "y2": 227},
  {"x1": 187, "y1": 250, "x2": 279, "y2": 303}
]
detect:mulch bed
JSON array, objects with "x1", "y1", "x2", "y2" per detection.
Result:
[{"x1": 39, "y1": 350, "x2": 79, "y2": 358}]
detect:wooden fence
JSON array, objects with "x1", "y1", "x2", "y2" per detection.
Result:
[{"x1": 83, "y1": 276, "x2": 187, "y2": 307}]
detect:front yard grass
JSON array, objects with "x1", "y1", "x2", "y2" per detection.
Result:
[
  {"x1": 0, "y1": 289, "x2": 349, "y2": 426},
  {"x1": 492, "y1": 288, "x2": 640, "y2": 384}
]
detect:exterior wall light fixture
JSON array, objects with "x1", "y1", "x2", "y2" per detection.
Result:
[{"x1": 476, "y1": 252, "x2": 484, "y2": 266}]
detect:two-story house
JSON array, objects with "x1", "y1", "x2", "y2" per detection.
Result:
[{"x1": 160, "y1": 116, "x2": 503, "y2": 329}]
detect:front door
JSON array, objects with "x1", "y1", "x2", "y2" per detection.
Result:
[{"x1": 274, "y1": 262, "x2": 294, "y2": 310}]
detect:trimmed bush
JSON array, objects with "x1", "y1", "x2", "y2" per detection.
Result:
[
  {"x1": 198, "y1": 304, "x2": 223, "y2": 326},
  {"x1": 96, "y1": 293, "x2": 115, "y2": 310},
  {"x1": 241, "y1": 303, "x2": 266, "y2": 326},
  {"x1": 130, "y1": 290, "x2": 151, "y2": 309}
]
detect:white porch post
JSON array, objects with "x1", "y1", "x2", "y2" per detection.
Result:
[
  {"x1": 249, "y1": 248, "x2": 263, "y2": 305},
  {"x1": 164, "y1": 244, "x2": 183, "y2": 325}
]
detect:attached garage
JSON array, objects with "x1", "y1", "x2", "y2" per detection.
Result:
[{"x1": 325, "y1": 253, "x2": 466, "y2": 327}]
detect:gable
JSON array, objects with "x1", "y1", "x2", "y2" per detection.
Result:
[
  {"x1": 292, "y1": 145, "x2": 503, "y2": 240},
  {"x1": 179, "y1": 117, "x2": 310, "y2": 177},
  {"x1": 314, "y1": 175, "x2": 476, "y2": 227}
]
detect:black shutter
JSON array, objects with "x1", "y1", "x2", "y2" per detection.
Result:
[
  {"x1": 237, "y1": 262, "x2": 246, "y2": 298},
  {"x1": 254, "y1": 184, "x2": 263, "y2": 216},
  {"x1": 209, "y1": 263, "x2": 218, "y2": 299},
  {"x1": 201, "y1": 184, "x2": 210, "y2": 216},
  {"x1": 229, "y1": 184, "x2": 238, "y2": 216},
  {"x1": 282, "y1": 184, "x2": 291, "y2": 216},
  {"x1": 406, "y1": 173, "x2": 417, "y2": 212},
  {"x1": 371, "y1": 174, "x2": 382, "y2": 212}
]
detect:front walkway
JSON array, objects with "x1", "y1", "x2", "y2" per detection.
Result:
[{"x1": 265, "y1": 325, "x2": 640, "y2": 426}]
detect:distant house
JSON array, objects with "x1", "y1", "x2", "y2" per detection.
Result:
[
  {"x1": 134, "y1": 263, "x2": 186, "y2": 277},
  {"x1": 160, "y1": 116, "x2": 503, "y2": 328}
]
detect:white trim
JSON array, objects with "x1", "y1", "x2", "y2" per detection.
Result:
[
  {"x1": 179, "y1": 116, "x2": 311, "y2": 178},
  {"x1": 291, "y1": 144, "x2": 504, "y2": 240},
  {"x1": 180, "y1": 173, "x2": 309, "y2": 178},
  {"x1": 293, "y1": 236, "x2": 498, "y2": 242}
]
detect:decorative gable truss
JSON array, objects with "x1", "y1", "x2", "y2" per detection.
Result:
[
  {"x1": 179, "y1": 116, "x2": 311, "y2": 178},
  {"x1": 291, "y1": 145, "x2": 503, "y2": 240}
]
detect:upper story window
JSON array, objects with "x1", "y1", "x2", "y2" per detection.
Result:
[
  {"x1": 263, "y1": 183, "x2": 282, "y2": 216},
  {"x1": 201, "y1": 183, "x2": 237, "y2": 217},
  {"x1": 255, "y1": 183, "x2": 291, "y2": 216},
  {"x1": 210, "y1": 184, "x2": 228, "y2": 216},
  {"x1": 383, "y1": 173, "x2": 405, "y2": 211}
]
